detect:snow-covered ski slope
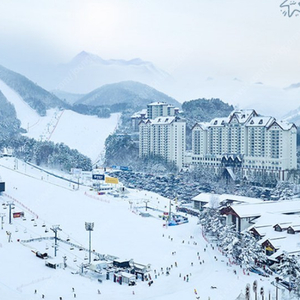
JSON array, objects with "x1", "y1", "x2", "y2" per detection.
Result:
[
  {"x1": 0, "y1": 158, "x2": 280, "y2": 300},
  {"x1": 0, "y1": 79, "x2": 120, "y2": 163}
]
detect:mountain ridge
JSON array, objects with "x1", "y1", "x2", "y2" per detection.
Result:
[{"x1": 75, "y1": 80, "x2": 181, "y2": 109}]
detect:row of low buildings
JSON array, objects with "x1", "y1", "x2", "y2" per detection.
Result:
[
  {"x1": 191, "y1": 193, "x2": 300, "y2": 263},
  {"x1": 134, "y1": 102, "x2": 297, "y2": 182}
]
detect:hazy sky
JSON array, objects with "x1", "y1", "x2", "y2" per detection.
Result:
[{"x1": 0, "y1": 0, "x2": 299, "y2": 115}]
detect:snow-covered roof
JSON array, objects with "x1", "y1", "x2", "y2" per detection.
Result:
[
  {"x1": 147, "y1": 102, "x2": 168, "y2": 106},
  {"x1": 209, "y1": 117, "x2": 228, "y2": 127},
  {"x1": 229, "y1": 109, "x2": 257, "y2": 124},
  {"x1": 268, "y1": 120, "x2": 296, "y2": 131},
  {"x1": 192, "y1": 193, "x2": 263, "y2": 205},
  {"x1": 192, "y1": 122, "x2": 210, "y2": 130},
  {"x1": 151, "y1": 116, "x2": 176, "y2": 125},
  {"x1": 230, "y1": 199, "x2": 300, "y2": 218},
  {"x1": 246, "y1": 116, "x2": 274, "y2": 127},
  {"x1": 119, "y1": 272, "x2": 136, "y2": 279},
  {"x1": 131, "y1": 109, "x2": 147, "y2": 118}
]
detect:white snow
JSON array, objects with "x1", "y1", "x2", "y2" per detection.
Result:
[
  {"x1": 0, "y1": 158, "x2": 283, "y2": 300},
  {"x1": 0, "y1": 79, "x2": 120, "y2": 163}
]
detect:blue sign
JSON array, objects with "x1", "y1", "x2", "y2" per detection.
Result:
[
  {"x1": 120, "y1": 166, "x2": 129, "y2": 171},
  {"x1": 92, "y1": 174, "x2": 105, "y2": 180}
]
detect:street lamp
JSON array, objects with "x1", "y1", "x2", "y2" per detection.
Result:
[
  {"x1": 144, "y1": 200, "x2": 150, "y2": 211},
  {"x1": 85, "y1": 222, "x2": 94, "y2": 264}
]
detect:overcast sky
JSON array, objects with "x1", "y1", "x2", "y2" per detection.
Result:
[{"x1": 0, "y1": 0, "x2": 299, "y2": 116}]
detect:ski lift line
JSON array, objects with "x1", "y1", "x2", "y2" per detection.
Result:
[
  {"x1": 22, "y1": 235, "x2": 117, "y2": 264},
  {"x1": 3, "y1": 193, "x2": 39, "y2": 219},
  {"x1": 47, "y1": 109, "x2": 65, "y2": 141},
  {"x1": 0, "y1": 161, "x2": 75, "y2": 193},
  {"x1": 25, "y1": 161, "x2": 83, "y2": 187}
]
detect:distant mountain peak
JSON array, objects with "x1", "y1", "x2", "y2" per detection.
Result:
[
  {"x1": 70, "y1": 51, "x2": 105, "y2": 65},
  {"x1": 284, "y1": 82, "x2": 300, "y2": 90},
  {"x1": 53, "y1": 51, "x2": 171, "y2": 94}
]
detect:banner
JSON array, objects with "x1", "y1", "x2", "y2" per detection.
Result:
[
  {"x1": 13, "y1": 212, "x2": 24, "y2": 218},
  {"x1": 105, "y1": 177, "x2": 119, "y2": 184}
]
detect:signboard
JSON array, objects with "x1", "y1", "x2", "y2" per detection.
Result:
[
  {"x1": 120, "y1": 166, "x2": 131, "y2": 171},
  {"x1": 92, "y1": 174, "x2": 105, "y2": 180},
  {"x1": 13, "y1": 212, "x2": 24, "y2": 218},
  {"x1": 0, "y1": 182, "x2": 5, "y2": 192},
  {"x1": 71, "y1": 168, "x2": 82, "y2": 175},
  {"x1": 105, "y1": 177, "x2": 119, "y2": 184}
]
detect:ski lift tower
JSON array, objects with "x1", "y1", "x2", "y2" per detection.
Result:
[
  {"x1": 50, "y1": 225, "x2": 62, "y2": 257},
  {"x1": 85, "y1": 222, "x2": 94, "y2": 264}
]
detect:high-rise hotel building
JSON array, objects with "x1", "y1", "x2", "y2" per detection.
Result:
[
  {"x1": 191, "y1": 109, "x2": 297, "y2": 180},
  {"x1": 139, "y1": 102, "x2": 185, "y2": 169}
]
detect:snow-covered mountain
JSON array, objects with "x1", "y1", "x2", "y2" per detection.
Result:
[
  {"x1": 0, "y1": 65, "x2": 67, "y2": 116},
  {"x1": 0, "y1": 79, "x2": 119, "y2": 163},
  {"x1": 75, "y1": 81, "x2": 181, "y2": 109},
  {"x1": 281, "y1": 83, "x2": 300, "y2": 125},
  {"x1": 36, "y1": 51, "x2": 171, "y2": 94},
  {"x1": 282, "y1": 107, "x2": 300, "y2": 126}
]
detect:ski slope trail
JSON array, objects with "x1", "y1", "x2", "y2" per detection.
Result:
[
  {"x1": 0, "y1": 158, "x2": 279, "y2": 300},
  {"x1": 0, "y1": 79, "x2": 120, "y2": 161}
]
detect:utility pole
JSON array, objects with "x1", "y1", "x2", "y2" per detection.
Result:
[
  {"x1": 253, "y1": 280, "x2": 258, "y2": 300},
  {"x1": 85, "y1": 222, "x2": 94, "y2": 265},
  {"x1": 7, "y1": 202, "x2": 14, "y2": 225},
  {"x1": 168, "y1": 199, "x2": 172, "y2": 222},
  {"x1": 0, "y1": 213, "x2": 6, "y2": 229},
  {"x1": 50, "y1": 225, "x2": 62, "y2": 257}
]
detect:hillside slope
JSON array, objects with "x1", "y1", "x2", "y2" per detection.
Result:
[
  {"x1": 0, "y1": 65, "x2": 68, "y2": 116},
  {"x1": 75, "y1": 81, "x2": 181, "y2": 110},
  {"x1": 0, "y1": 79, "x2": 120, "y2": 163},
  {"x1": 0, "y1": 90, "x2": 21, "y2": 140}
]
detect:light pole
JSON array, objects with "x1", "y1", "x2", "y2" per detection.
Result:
[
  {"x1": 85, "y1": 222, "x2": 94, "y2": 264},
  {"x1": 275, "y1": 277, "x2": 280, "y2": 300},
  {"x1": 144, "y1": 200, "x2": 150, "y2": 211},
  {"x1": 50, "y1": 225, "x2": 62, "y2": 257},
  {"x1": 7, "y1": 202, "x2": 14, "y2": 225}
]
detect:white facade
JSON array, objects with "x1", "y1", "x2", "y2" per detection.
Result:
[
  {"x1": 191, "y1": 109, "x2": 297, "y2": 181},
  {"x1": 139, "y1": 116, "x2": 186, "y2": 169},
  {"x1": 147, "y1": 102, "x2": 177, "y2": 120}
]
